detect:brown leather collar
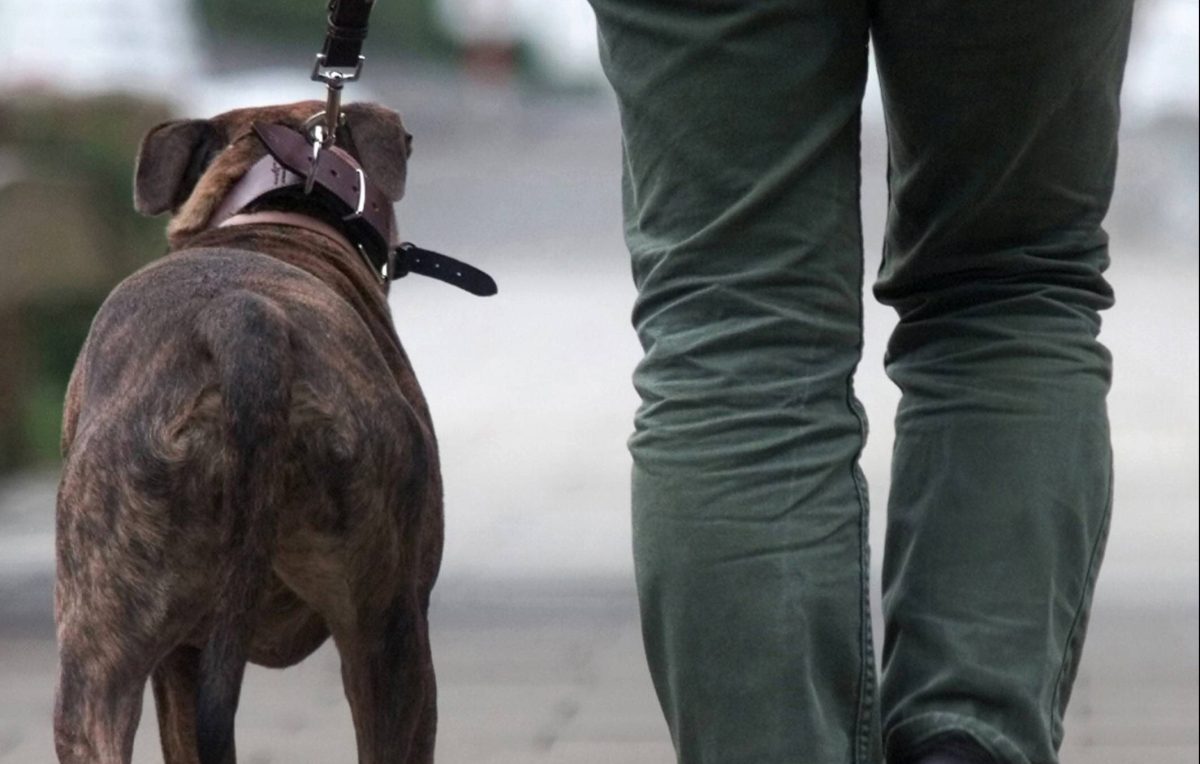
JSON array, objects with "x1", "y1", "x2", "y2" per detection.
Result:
[
  {"x1": 209, "y1": 122, "x2": 394, "y2": 274},
  {"x1": 206, "y1": 122, "x2": 498, "y2": 297}
]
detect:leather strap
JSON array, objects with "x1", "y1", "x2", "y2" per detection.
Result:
[
  {"x1": 209, "y1": 154, "x2": 305, "y2": 229},
  {"x1": 253, "y1": 122, "x2": 394, "y2": 251},
  {"x1": 321, "y1": 0, "x2": 376, "y2": 69},
  {"x1": 205, "y1": 123, "x2": 498, "y2": 296},
  {"x1": 393, "y1": 243, "x2": 498, "y2": 296},
  {"x1": 205, "y1": 123, "x2": 391, "y2": 271}
]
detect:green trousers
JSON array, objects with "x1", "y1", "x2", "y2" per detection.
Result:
[{"x1": 589, "y1": 0, "x2": 1132, "y2": 762}]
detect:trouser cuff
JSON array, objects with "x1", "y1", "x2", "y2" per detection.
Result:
[{"x1": 886, "y1": 712, "x2": 1029, "y2": 764}]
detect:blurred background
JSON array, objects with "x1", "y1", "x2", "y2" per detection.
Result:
[{"x1": 1, "y1": 1, "x2": 1196, "y2": 762}]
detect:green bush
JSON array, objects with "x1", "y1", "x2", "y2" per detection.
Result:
[
  {"x1": 20, "y1": 300, "x2": 102, "y2": 464},
  {"x1": 0, "y1": 94, "x2": 171, "y2": 268},
  {"x1": 0, "y1": 94, "x2": 171, "y2": 472}
]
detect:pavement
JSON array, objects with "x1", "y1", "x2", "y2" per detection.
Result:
[
  {"x1": 0, "y1": 576, "x2": 1194, "y2": 764},
  {"x1": 1, "y1": 68, "x2": 1197, "y2": 763}
]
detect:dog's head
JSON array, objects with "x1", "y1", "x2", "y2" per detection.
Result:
[{"x1": 133, "y1": 100, "x2": 413, "y2": 248}]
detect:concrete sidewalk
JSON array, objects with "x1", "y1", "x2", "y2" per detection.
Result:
[{"x1": 1, "y1": 569, "x2": 1196, "y2": 763}]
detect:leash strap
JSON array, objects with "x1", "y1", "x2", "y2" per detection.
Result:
[
  {"x1": 393, "y1": 243, "x2": 499, "y2": 296},
  {"x1": 319, "y1": 0, "x2": 376, "y2": 71},
  {"x1": 311, "y1": 0, "x2": 376, "y2": 141}
]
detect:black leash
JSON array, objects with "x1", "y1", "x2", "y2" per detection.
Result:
[
  {"x1": 299, "y1": 1, "x2": 497, "y2": 297},
  {"x1": 319, "y1": 0, "x2": 375, "y2": 70},
  {"x1": 310, "y1": 0, "x2": 375, "y2": 144}
]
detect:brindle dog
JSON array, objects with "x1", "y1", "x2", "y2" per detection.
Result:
[{"x1": 54, "y1": 101, "x2": 442, "y2": 764}]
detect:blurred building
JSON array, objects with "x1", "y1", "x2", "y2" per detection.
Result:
[
  {"x1": 0, "y1": 0, "x2": 201, "y2": 96},
  {"x1": 1123, "y1": 0, "x2": 1200, "y2": 126},
  {"x1": 433, "y1": 0, "x2": 605, "y2": 86}
]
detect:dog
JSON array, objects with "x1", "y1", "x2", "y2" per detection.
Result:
[{"x1": 54, "y1": 101, "x2": 452, "y2": 763}]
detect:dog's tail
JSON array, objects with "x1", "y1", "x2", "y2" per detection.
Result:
[{"x1": 193, "y1": 290, "x2": 293, "y2": 764}]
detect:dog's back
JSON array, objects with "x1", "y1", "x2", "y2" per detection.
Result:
[{"x1": 55, "y1": 247, "x2": 439, "y2": 762}]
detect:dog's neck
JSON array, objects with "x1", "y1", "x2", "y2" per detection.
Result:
[
  {"x1": 218, "y1": 211, "x2": 361, "y2": 263},
  {"x1": 178, "y1": 214, "x2": 393, "y2": 315},
  {"x1": 175, "y1": 219, "x2": 429, "y2": 415}
]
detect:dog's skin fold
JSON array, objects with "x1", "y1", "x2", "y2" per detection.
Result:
[{"x1": 54, "y1": 101, "x2": 443, "y2": 764}]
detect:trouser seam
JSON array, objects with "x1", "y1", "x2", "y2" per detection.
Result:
[
  {"x1": 846, "y1": 108, "x2": 874, "y2": 764},
  {"x1": 1048, "y1": 446, "x2": 1114, "y2": 745},
  {"x1": 848, "y1": 390, "x2": 873, "y2": 764}
]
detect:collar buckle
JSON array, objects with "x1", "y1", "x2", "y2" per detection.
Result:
[
  {"x1": 303, "y1": 128, "x2": 324, "y2": 194},
  {"x1": 342, "y1": 167, "x2": 367, "y2": 220}
]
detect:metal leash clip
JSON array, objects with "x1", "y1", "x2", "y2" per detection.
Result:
[{"x1": 310, "y1": 53, "x2": 363, "y2": 148}]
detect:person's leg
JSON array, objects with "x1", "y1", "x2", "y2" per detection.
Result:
[
  {"x1": 589, "y1": 1, "x2": 878, "y2": 761},
  {"x1": 870, "y1": 0, "x2": 1134, "y2": 761}
]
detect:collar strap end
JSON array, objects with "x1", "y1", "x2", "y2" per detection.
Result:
[{"x1": 393, "y1": 243, "x2": 498, "y2": 297}]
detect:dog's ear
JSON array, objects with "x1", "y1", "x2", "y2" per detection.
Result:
[
  {"x1": 133, "y1": 119, "x2": 222, "y2": 216},
  {"x1": 342, "y1": 103, "x2": 413, "y2": 201}
]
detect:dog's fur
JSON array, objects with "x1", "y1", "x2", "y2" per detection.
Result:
[{"x1": 54, "y1": 101, "x2": 442, "y2": 763}]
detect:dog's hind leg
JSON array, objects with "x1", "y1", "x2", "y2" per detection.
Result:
[
  {"x1": 152, "y1": 645, "x2": 216, "y2": 764},
  {"x1": 408, "y1": 657, "x2": 437, "y2": 763},
  {"x1": 54, "y1": 628, "x2": 151, "y2": 764},
  {"x1": 334, "y1": 594, "x2": 435, "y2": 764},
  {"x1": 408, "y1": 589, "x2": 438, "y2": 764},
  {"x1": 54, "y1": 464, "x2": 178, "y2": 763}
]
